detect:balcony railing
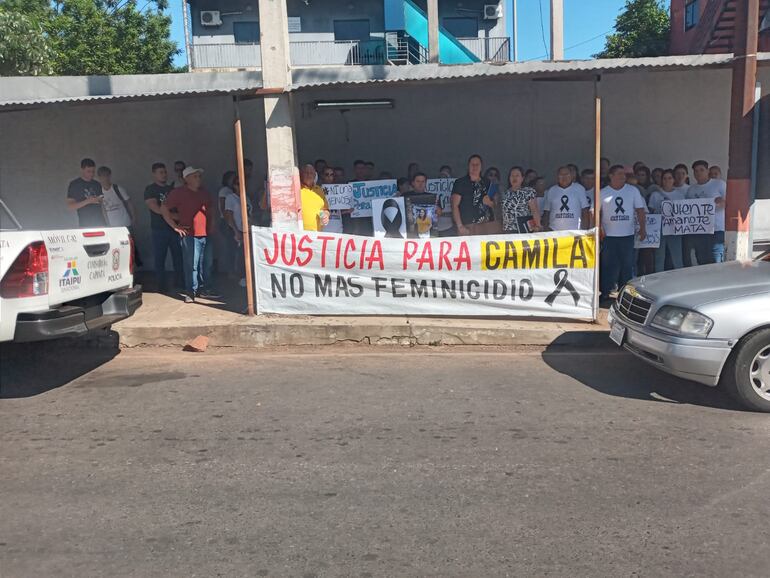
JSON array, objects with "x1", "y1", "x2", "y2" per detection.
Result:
[
  {"x1": 190, "y1": 36, "x2": 511, "y2": 70},
  {"x1": 457, "y1": 37, "x2": 511, "y2": 63}
]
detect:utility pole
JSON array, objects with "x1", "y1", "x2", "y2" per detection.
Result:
[
  {"x1": 725, "y1": 0, "x2": 760, "y2": 260},
  {"x1": 258, "y1": 0, "x2": 301, "y2": 230},
  {"x1": 550, "y1": 0, "x2": 564, "y2": 60},
  {"x1": 512, "y1": 0, "x2": 518, "y2": 61}
]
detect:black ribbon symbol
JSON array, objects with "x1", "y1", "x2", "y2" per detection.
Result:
[
  {"x1": 560, "y1": 195, "x2": 570, "y2": 212},
  {"x1": 615, "y1": 197, "x2": 625, "y2": 214},
  {"x1": 545, "y1": 269, "x2": 580, "y2": 307},
  {"x1": 381, "y1": 198, "x2": 404, "y2": 238}
]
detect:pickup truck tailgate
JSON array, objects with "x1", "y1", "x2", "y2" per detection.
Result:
[{"x1": 44, "y1": 228, "x2": 133, "y2": 306}]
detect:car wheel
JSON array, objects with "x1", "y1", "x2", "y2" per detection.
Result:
[{"x1": 723, "y1": 328, "x2": 770, "y2": 412}]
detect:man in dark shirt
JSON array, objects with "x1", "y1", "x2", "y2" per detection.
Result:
[
  {"x1": 66, "y1": 158, "x2": 107, "y2": 227},
  {"x1": 451, "y1": 154, "x2": 491, "y2": 236},
  {"x1": 144, "y1": 162, "x2": 183, "y2": 293}
]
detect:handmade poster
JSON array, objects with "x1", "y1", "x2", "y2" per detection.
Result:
[
  {"x1": 349, "y1": 180, "x2": 398, "y2": 218},
  {"x1": 426, "y1": 178, "x2": 456, "y2": 213},
  {"x1": 660, "y1": 199, "x2": 715, "y2": 235},
  {"x1": 252, "y1": 227, "x2": 597, "y2": 318},
  {"x1": 324, "y1": 210, "x2": 344, "y2": 234},
  {"x1": 372, "y1": 197, "x2": 407, "y2": 239},
  {"x1": 635, "y1": 214, "x2": 662, "y2": 249},
  {"x1": 322, "y1": 183, "x2": 354, "y2": 211}
]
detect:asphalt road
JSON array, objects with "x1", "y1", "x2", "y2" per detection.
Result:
[{"x1": 1, "y1": 342, "x2": 768, "y2": 577}]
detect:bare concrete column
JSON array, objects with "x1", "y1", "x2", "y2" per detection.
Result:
[
  {"x1": 258, "y1": 0, "x2": 301, "y2": 230},
  {"x1": 427, "y1": 0, "x2": 439, "y2": 63},
  {"x1": 550, "y1": 0, "x2": 564, "y2": 61}
]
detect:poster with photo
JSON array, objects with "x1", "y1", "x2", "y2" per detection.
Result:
[
  {"x1": 372, "y1": 197, "x2": 407, "y2": 239},
  {"x1": 404, "y1": 194, "x2": 438, "y2": 238}
]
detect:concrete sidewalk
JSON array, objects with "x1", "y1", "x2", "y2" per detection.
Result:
[{"x1": 114, "y1": 291, "x2": 610, "y2": 348}]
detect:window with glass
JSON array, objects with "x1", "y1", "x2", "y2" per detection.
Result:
[
  {"x1": 233, "y1": 21, "x2": 260, "y2": 44},
  {"x1": 685, "y1": 1, "x2": 699, "y2": 30}
]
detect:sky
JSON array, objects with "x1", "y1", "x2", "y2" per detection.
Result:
[{"x1": 168, "y1": 0, "x2": 672, "y2": 68}]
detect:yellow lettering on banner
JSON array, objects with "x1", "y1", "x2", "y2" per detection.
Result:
[{"x1": 481, "y1": 235, "x2": 596, "y2": 270}]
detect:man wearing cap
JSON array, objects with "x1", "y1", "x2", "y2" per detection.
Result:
[{"x1": 162, "y1": 167, "x2": 219, "y2": 303}]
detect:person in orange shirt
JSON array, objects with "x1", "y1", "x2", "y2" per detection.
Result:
[{"x1": 300, "y1": 164, "x2": 330, "y2": 231}]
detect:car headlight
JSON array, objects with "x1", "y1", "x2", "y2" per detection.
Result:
[{"x1": 651, "y1": 306, "x2": 713, "y2": 337}]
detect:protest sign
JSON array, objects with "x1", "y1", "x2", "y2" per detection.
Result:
[
  {"x1": 252, "y1": 227, "x2": 597, "y2": 318},
  {"x1": 661, "y1": 199, "x2": 715, "y2": 235},
  {"x1": 322, "y1": 183, "x2": 354, "y2": 211},
  {"x1": 426, "y1": 178, "x2": 456, "y2": 212},
  {"x1": 373, "y1": 197, "x2": 407, "y2": 239},
  {"x1": 635, "y1": 214, "x2": 661, "y2": 249},
  {"x1": 348, "y1": 180, "x2": 398, "y2": 218}
]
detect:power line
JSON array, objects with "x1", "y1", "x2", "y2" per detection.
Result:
[
  {"x1": 537, "y1": 0, "x2": 550, "y2": 60},
  {"x1": 524, "y1": 29, "x2": 613, "y2": 62}
]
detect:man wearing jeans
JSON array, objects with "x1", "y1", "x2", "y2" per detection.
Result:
[
  {"x1": 163, "y1": 167, "x2": 219, "y2": 303},
  {"x1": 144, "y1": 163, "x2": 183, "y2": 293},
  {"x1": 686, "y1": 160, "x2": 727, "y2": 264},
  {"x1": 599, "y1": 165, "x2": 647, "y2": 302}
]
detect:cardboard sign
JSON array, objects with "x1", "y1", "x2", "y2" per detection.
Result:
[
  {"x1": 661, "y1": 199, "x2": 716, "y2": 235},
  {"x1": 426, "y1": 178, "x2": 456, "y2": 212},
  {"x1": 635, "y1": 214, "x2": 662, "y2": 249},
  {"x1": 322, "y1": 183, "x2": 354, "y2": 211},
  {"x1": 350, "y1": 180, "x2": 398, "y2": 218},
  {"x1": 252, "y1": 227, "x2": 597, "y2": 319}
]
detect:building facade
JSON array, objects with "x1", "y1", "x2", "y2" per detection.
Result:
[
  {"x1": 186, "y1": 0, "x2": 510, "y2": 70},
  {"x1": 670, "y1": 0, "x2": 770, "y2": 55}
]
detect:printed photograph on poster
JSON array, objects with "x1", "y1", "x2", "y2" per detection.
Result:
[
  {"x1": 372, "y1": 197, "x2": 407, "y2": 238},
  {"x1": 404, "y1": 194, "x2": 439, "y2": 238}
]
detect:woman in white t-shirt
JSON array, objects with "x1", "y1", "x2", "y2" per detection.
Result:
[{"x1": 648, "y1": 169, "x2": 685, "y2": 273}]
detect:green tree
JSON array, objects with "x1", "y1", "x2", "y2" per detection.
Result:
[
  {"x1": 0, "y1": 0, "x2": 179, "y2": 76},
  {"x1": 0, "y1": 0, "x2": 53, "y2": 75},
  {"x1": 596, "y1": 0, "x2": 670, "y2": 58}
]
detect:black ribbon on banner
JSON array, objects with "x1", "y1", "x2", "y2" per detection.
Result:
[
  {"x1": 560, "y1": 195, "x2": 570, "y2": 212},
  {"x1": 381, "y1": 198, "x2": 404, "y2": 238},
  {"x1": 614, "y1": 197, "x2": 625, "y2": 214},
  {"x1": 545, "y1": 269, "x2": 581, "y2": 307}
]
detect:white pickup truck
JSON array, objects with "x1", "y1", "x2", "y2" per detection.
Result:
[{"x1": 0, "y1": 200, "x2": 142, "y2": 343}]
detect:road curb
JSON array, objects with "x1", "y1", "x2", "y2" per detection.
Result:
[{"x1": 116, "y1": 321, "x2": 610, "y2": 348}]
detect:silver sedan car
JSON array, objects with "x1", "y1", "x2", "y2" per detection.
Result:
[{"x1": 607, "y1": 255, "x2": 770, "y2": 412}]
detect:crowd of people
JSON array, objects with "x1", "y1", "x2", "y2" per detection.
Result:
[
  {"x1": 299, "y1": 155, "x2": 727, "y2": 303},
  {"x1": 65, "y1": 152, "x2": 727, "y2": 305}
]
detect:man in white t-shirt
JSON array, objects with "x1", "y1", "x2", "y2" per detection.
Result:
[
  {"x1": 96, "y1": 165, "x2": 134, "y2": 227},
  {"x1": 599, "y1": 165, "x2": 647, "y2": 301},
  {"x1": 581, "y1": 168, "x2": 597, "y2": 226},
  {"x1": 686, "y1": 159, "x2": 726, "y2": 264},
  {"x1": 542, "y1": 166, "x2": 589, "y2": 231}
]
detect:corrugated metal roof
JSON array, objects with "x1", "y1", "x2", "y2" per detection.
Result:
[
  {"x1": 291, "y1": 53, "x2": 768, "y2": 89},
  {"x1": 0, "y1": 71, "x2": 263, "y2": 111},
  {"x1": 1, "y1": 54, "x2": 767, "y2": 110}
]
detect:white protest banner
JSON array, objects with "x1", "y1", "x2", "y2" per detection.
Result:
[
  {"x1": 661, "y1": 199, "x2": 715, "y2": 235},
  {"x1": 426, "y1": 178, "x2": 456, "y2": 212},
  {"x1": 372, "y1": 197, "x2": 407, "y2": 239},
  {"x1": 321, "y1": 183, "x2": 354, "y2": 210},
  {"x1": 350, "y1": 180, "x2": 398, "y2": 218},
  {"x1": 635, "y1": 214, "x2": 661, "y2": 249},
  {"x1": 252, "y1": 227, "x2": 597, "y2": 318}
]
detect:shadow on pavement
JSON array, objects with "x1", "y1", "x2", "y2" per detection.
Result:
[
  {"x1": 0, "y1": 331, "x2": 120, "y2": 399},
  {"x1": 541, "y1": 332, "x2": 744, "y2": 412}
]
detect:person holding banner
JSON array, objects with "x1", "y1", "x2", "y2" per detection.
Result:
[
  {"x1": 491, "y1": 166, "x2": 542, "y2": 234},
  {"x1": 451, "y1": 154, "x2": 493, "y2": 236},
  {"x1": 648, "y1": 169, "x2": 685, "y2": 272},
  {"x1": 299, "y1": 164, "x2": 330, "y2": 232},
  {"x1": 687, "y1": 160, "x2": 727, "y2": 264},
  {"x1": 542, "y1": 167, "x2": 590, "y2": 232},
  {"x1": 599, "y1": 165, "x2": 647, "y2": 302}
]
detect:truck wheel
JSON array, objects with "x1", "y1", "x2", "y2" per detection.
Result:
[{"x1": 723, "y1": 328, "x2": 770, "y2": 413}]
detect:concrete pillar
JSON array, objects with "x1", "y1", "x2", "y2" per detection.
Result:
[
  {"x1": 725, "y1": 0, "x2": 759, "y2": 260},
  {"x1": 550, "y1": 0, "x2": 564, "y2": 61},
  {"x1": 427, "y1": 0, "x2": 439, "y2": 63},
  {"x1": 258, "y1": 0, "x2": 301, "y2": 230}
]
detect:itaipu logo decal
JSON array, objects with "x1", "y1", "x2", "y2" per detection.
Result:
[{"x1": 60, "y1": 259, "x2": 82, "y2": 289}]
